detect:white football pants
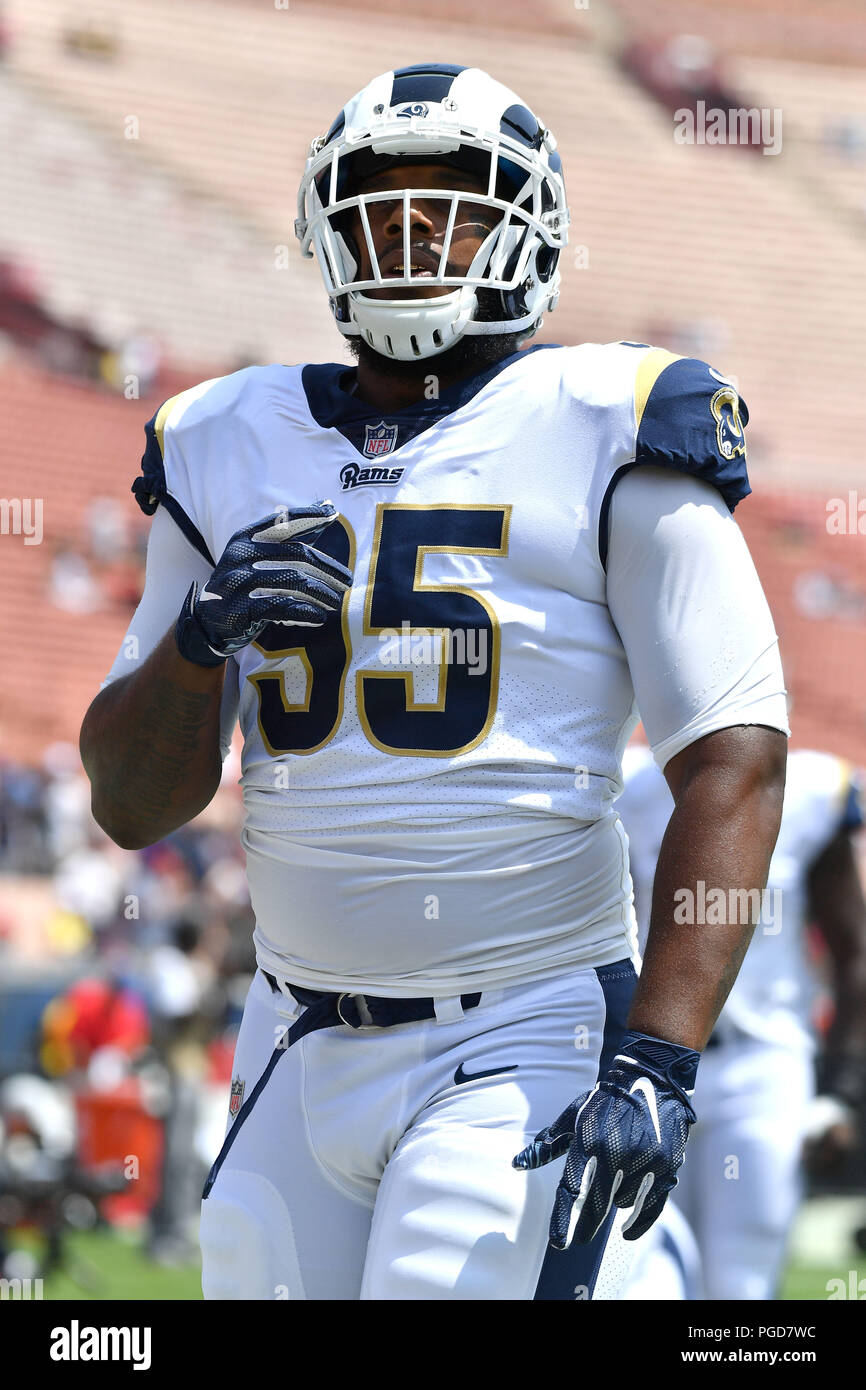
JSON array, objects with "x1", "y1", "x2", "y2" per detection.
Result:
[{"x1": 200, "y1": 959, "x2": 638, "y2": 1300}]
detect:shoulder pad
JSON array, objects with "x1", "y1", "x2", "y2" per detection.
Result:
[
  {"x1": 634, "y1": 351, "x2": 750, "y2": 512},
  {"x1": 132, "y1": 377, "x2": 230, "y2": 565},
  {"x1": 841, "y1": 771, "x2": 865, "y2": 833},
  {"x1": 132, "y1": 378, "x2": 226, "y2": 518}
]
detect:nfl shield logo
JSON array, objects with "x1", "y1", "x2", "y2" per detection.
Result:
[
  {"x1": 229, "y1": 1076, "x2": 245, "y2": 1120},
  {"x1": 363, "y1": 421, "x2": 398, "y2": 458}
]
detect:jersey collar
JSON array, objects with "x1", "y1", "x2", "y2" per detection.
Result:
[{"x1": 301, "y1": 343, "x2": 559, "y2": 455}]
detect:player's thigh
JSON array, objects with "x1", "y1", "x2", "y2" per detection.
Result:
[
  {"x1": 691, "y1": 1043, "x2": 811, "y2": 1300},
  {"x1": 200, "y1": 970, "x2": 373, "y2": 1301},
  {"x1": 361, "y1": 960, "x2": 637, "y2": 1301}
]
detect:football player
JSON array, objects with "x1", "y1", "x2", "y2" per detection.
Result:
[
  {"x1": 80, "y1": 63, "x2": 789, "y2": 1300},
  {"x1": 619, "y1": 745, "x2": 866, "y2": 1299}
]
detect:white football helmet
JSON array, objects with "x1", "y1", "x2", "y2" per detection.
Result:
[{"x1": 295, "y1": 63, "x2": 569, "y2": 360}]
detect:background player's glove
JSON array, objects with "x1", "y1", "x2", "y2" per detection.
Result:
[
  {"x1": 175, "y1": 505, "x2": 351, "y2": 667},
  {"x1": 803, "y1": 1052, "x2": 865, "y2": 1173},
  {"x1": 512, "y1": 1029, "x2": 699, "y2": 1248},
  {"x1": 802, "y1": 1093, "x2": 858, "y2": 1174}
]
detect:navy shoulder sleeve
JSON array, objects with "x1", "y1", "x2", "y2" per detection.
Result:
[
  {"x1": 131, "y1": 395, "x2": 215, "y2": 565},
  {"x1": 840, "y1": 774, "x2": 865, "y2": 834},
  {"x1": 131, "y1": 404, "x2": 170, "y2": 518},
  {"x1": 635, "y1": 356, "x2": 751, "y2": 512}
]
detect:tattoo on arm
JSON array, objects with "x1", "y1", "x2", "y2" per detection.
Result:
[
  {"x1": 708, "y1": 929, "x2": 754, "y2": 1021},
  {"x1": 99, "y1": 678, "x2": 218, "y2": 828}
]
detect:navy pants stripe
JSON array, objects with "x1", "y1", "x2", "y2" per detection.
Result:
[{"x1": 533, "y1": 959, "x2": 638, "y2": 1300}]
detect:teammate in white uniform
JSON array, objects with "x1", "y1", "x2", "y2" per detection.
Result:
[
  {"x1": 80, "y1": 64, "x2": 789, "y2": 1300},
  {"x1": 620, "y1": 746, "x2": 866, "y2": 1299}
]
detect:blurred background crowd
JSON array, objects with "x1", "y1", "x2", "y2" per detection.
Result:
[
  {"x1": 0, "y1": 0, "x2": 865, "y2": 1297},
  {"x1": 0, "y1": 736, "x2": 254, "y2": 1284}
]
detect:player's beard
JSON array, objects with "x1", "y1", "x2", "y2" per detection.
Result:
[{"x1": 344, "y1": 289, "x2": 523, "y2": 383}]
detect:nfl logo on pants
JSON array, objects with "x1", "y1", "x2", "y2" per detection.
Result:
[{"x1": 364, "y1": 421, "x2": 398, "y2": 457}]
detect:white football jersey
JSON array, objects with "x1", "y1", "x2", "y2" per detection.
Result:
[
  {"x1": 131, "y1": 341, "x2": 784, "y2": 994},
  {"x1": 617, "y1": 746, "x2": 864, "y2": 1050}
]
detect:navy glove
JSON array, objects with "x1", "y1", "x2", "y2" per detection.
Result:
[
  {"x1": 176, "y1": 505, "x2": 351, "y2": 667},
  {"x1": 513, "y1": 1030, "x2": 699, "y2": 1248}
]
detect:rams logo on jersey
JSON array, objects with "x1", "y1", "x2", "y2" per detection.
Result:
[
  {"x1": 340, "y1": 461, "x2": 404, "y2": 490},
  {"x1": 710, "y1": 386, "x2": 746, "y2": 461}
]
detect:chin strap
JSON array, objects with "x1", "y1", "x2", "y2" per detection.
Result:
[
  {"x1": 346, "y1": 285, "x2": 479, "y2": 361},
  {"x1": 341, "y1": 292, "x2": 545, "y2": 362}
]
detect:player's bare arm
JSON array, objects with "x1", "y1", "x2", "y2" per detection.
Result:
[
  {"x1": 808, "y1": 811, "x2": 866, "y2": 1074},
  {"x1": 514, "y1": 722, "x2": 787, "y2": 1251},
  {"x1": 804, "y1": 808, "x2": 866, "y2": 1169},
  {"x1": 80, "y1": 628, "x2": 226, "y2": 850},
  {"x1": 81, "y1": 506, "x2": 352, "y2": 849},
  {"x1": 629, "y1": 723, "x2": 788, "y2": 1050},
  {"x1": 514, "y1": 463, "x2": 789, "y2": 1253}
]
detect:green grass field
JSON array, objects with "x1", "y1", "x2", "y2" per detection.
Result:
[
  {"x1": 781, "y1": 1259, "x2": 866, "y2": 1301},
  {"x1": 9, "y1": 1228, "x2": 201, "y2": 1301},
  {"x1": 3, "y1": 1226, "x2": 862, "y2": 1301}
]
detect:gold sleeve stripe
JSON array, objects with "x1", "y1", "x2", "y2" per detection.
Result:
[
  {"x1": 836, "y1": 755, "x2": 852, "y2": 813},
  {"x1": 634, "y1": 347, "x2": 683, "y2": 431},
  {"x1": 153, "y1": 392, "x2": 187, "y2": 459}
]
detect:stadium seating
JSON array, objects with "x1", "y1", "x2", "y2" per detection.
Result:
[
  {"x1": 0, "y1": 0, "x2": 864, "y2": 762},
  {"x1": 0, "y1": 360, "x2": 175, "y2": 761}
]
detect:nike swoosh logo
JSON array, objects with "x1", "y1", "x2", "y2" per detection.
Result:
[
  {"x1": 629, "y1": 1076, "x2": 662, "y2": 1144},
  {"x1": 197, "y1": 584, "x2": 220, "y2": 603},
  {"x1": 454, "y1": 1062, "x2": 518, "y2": 1086}
]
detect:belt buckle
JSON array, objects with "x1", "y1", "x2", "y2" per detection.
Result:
[{"x1": 337, "y1": 992, "x2": 374, "y2": 1028}]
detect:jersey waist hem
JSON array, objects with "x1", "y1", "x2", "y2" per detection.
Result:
[{"x1": 252, "y1": 933, "x2": 636, "y2": 998}]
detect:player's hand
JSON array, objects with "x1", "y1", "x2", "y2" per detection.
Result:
[
  {"x1": 175, "y1": 505, "x2": 351, "y2": 667},
  {"x1": 512, "y1": 1030, "x2": 700, "y2": 1248},
  {"x1": 802, "y1": 1094, "x2": 858, "y2": 1175}
]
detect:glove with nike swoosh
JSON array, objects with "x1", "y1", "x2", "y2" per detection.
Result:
[
  {"x1": 175, "y1": 505, "x2": 351, "y2": 667},
  {"x1": 512, "y1": 1030, "x2": 699, "y2": 1248}
]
